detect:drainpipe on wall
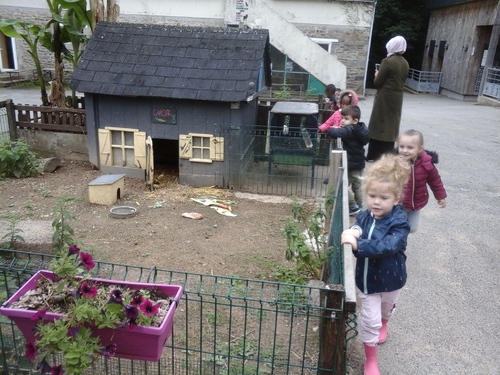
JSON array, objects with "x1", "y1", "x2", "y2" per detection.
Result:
[{"x1": 363, "y1": 1, "x2": 378, "y2": 97}]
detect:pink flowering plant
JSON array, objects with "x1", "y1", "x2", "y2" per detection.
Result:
[{"x1": 17, "y1": 245, "x2": 167, "y2": 375}]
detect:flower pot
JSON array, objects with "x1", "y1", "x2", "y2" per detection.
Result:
[{"x1": 0, "y1": 270, "x2": 183, "y2": 362}]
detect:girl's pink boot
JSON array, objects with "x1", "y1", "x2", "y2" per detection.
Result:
[
  {"x1": 363, "y1": 343, "x2": 380, "y2": 375},
  {"x1": 378, "y1": 319, "x2": 389, "y2": 344}
]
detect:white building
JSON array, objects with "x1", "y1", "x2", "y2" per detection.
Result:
[{"x1": 0, "y1": 0, "x2": 376, "y2": 95}]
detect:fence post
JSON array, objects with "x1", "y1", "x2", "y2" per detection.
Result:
[
  {"x1": 5, "y1": 100, "x2": 17, "y2": 140},
  {"x1": 323, "y1": 150, "x2": 343, "y2": 232},
  {"x1": 318, "y1": 285, "x2": 346, "y2": 375}
]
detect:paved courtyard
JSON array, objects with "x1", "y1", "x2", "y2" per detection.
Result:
[{"x1": 357, "y1": 92, "x2": 500, "y2": 375}]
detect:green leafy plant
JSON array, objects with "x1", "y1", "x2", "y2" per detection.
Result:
[
  {"x1": 41, "y1": 189, "x2": 52, "y2": 198},
  {"x1": 51, "y1": 196, "x2": 82, "y2": 253},
  {"x1": 282, "y1": 197, "x2": 331, "y2": 280},
  {"x1": 0, "y1": 214, "x2": 25, "y2": 249},
  {"x1": 274, "y1": 85, "x2": 292, "y2": 100},
  {"x1": 271, "y1": 265, "x2": 306, "y2": 285},
  {"x1": 0, "y1": 139, "x2": 41, "y2": 179},
  {"x1": 303, "y1": 87, "x2": 319, "y2": 101}
]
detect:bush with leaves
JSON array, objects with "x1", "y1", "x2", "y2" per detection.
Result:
[
  {"x1": 51, "y1": 196, "x2": 82, "y2": 253},
  {"x1": 0, "y1": 139, "x2": 40, "y2": 178},
  {"x1": 282, "y1": 197, "x2": 331, "y2": 280}
]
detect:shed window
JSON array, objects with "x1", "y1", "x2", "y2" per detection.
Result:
[
  {"x1": 179, "y1": 133, "x2": 224, "y2": 163},
  {"x1": 98, "y1": 127, "x2": 146, "y2": 169}
]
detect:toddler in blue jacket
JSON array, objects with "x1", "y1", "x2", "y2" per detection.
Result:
[{"x1": 341, "y1": 153, "x2": 411, "y2": 375}]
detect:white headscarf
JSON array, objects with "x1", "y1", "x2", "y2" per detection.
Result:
[{"x1": 386, "y1": 36, "x2": 407, "y2": 57}]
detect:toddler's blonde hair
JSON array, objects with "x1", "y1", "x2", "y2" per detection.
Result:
[
  {"x1": 363, "y1": 154, "x2": 410, "y2": 198},
  {"x1": 399, "y1": 129, "x2": 424, "y2": 146}
]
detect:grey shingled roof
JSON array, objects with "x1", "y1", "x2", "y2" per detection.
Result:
[{"x1": 70, "y1": 22, "x2": 271, "y2": 102}]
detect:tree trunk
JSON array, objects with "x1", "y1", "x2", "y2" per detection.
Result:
[
  {"x1": 107, "y1": 0, "x2": 120, "y2": 22},
  {"x1": 91, "y1": 0, "x2": 105, "y2": 28}
]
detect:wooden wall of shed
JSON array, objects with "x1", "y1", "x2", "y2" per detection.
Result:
[
  {"x1": 422, "y1": 0, "x2": 498, "y2": 97},
  {"x1": 85, "y1": 94, "x2": 258, "y2": 186}
]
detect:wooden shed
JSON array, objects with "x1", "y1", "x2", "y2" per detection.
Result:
[
  {"x1": 70, "y1": 21, "x2": 271, "y2": 187},
  {"x1": 422, "y1": 0, "x2": 500, "y2": 100}
]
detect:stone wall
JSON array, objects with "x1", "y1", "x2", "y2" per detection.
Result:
[
  {"x1": 18, "y1": 129, "x2": 88, "y2": 161},
  {"x1": 297, "y1": 24, "x2": 370, "y2": 94}
]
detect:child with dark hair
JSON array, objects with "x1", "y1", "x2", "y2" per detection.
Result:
[
  {"x1": 341, "y1": 153, "x2": 411, "y2": 375},
  {"x1": 318, "y1": 89, "x2": 359, "y2": 131},
  {"x1": 324, "y1": 105, "x2": 369, "y2": 215},
  {"x1": 324, "y1": 84, "x2": 339, "y2": 111},
  {"x1": 397, "y1": 129, "x2": 447, "y2": 233}
]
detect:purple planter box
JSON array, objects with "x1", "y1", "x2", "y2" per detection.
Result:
[{"x1": 0, "y1": 270, "x2": 183, "y2": 362}]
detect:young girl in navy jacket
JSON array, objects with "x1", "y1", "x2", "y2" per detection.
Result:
[{"x1": 341, "y1": 154, "x2": 411, "y2": 375}]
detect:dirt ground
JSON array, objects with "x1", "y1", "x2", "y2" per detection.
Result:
[{"x1": 0, "y1": 160, "x2": 307, "y2": 280}]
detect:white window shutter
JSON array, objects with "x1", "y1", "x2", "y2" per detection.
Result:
[
  {"x1": 98, "y1": 129, "x2": 112, "y2": 166},
  {"x1": 134, "y1": 131, "x2": 147, "y2": 169},
  {"x1": 210, "y1": 136, "x2": 224, "y2": 161},
  {"x1": 179, "y1": 134, "x2": 193, "y2": 159}
]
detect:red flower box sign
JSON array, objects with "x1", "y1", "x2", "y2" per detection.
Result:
[{"x1": 0, "y1": 270, "x2": 183, "y2": 362}]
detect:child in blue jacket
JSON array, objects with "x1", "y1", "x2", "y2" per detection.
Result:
[{"x1": 341, "y1": 153, "x2": 411, "y2": 375}]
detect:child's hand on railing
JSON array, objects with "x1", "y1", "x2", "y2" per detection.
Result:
[{"x1": 318, "y1": 123, "x2": 330, "y2": 133}]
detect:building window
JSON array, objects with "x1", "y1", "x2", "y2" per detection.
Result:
[
  {"x1": 179, "y1": 133, "x2": 224, "y2": 163},
  {"x1": 310, "y1": 38, "x2": 338, "y2": 54},
  {"x1": 98, "y1": 127, "x2": 146, "y2": 169}
]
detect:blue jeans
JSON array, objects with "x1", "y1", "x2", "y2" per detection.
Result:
[{"x1": 404, "y1": 209, "x2": 421, "y2": 233}]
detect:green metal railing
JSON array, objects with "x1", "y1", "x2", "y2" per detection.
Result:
[{"x1": 0, "y1": 247, "x2": 356, "y2": 374}]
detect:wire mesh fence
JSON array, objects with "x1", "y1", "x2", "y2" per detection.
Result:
[
  {"x1": 217, "y1": 124, "x2": 332, "y2": 198},
  {"x1": 483, "y1": 67, "x2": 500, "y2": 100},
  {"x1": 0, "y1": 103, "x2": 10, "y2": 143},
  {"x1": 0, "y1": 248, "x2": 357, "y2": 375}
]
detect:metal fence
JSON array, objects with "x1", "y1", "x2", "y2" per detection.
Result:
[
  {"x1": 219, "y1": 125, "x2": 332, "y2": 197},
  {"x1": 0, "y1": 246, "x2": 356, "y2": 375},
  {"x1": 482, "y1": 67, "x2": 500, "y2": 100},
  {"x1": 405, "y1": 68, "x2": 442, "y2": 94},
  {"x1": 0, "y1": 102, "x2": 10, "y2": 143}
]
